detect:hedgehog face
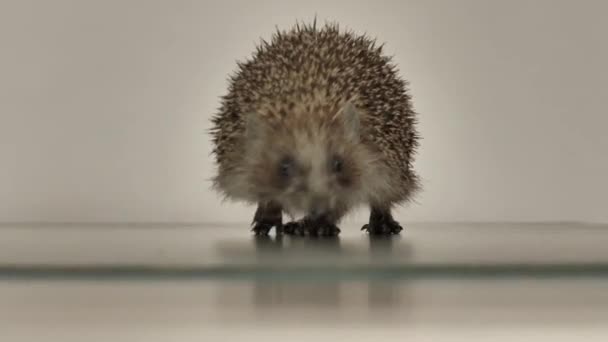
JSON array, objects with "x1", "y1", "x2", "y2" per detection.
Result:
[
  {"x1": 244, "y1": 101, "x2": 372, "y2": 218},
  {"x1": 270, "y1": 131, "x2": 359, "y2": 219}
]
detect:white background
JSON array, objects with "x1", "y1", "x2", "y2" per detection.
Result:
[{"x1": 1, "y1": 0, "x2": 606, "y2": 224}]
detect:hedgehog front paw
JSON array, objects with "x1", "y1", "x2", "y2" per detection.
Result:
[
  {"x1": 251, "y1": 202, "x2": 283, "y2": 236},
  {"x1": 315, "y1": 222, "x2": 341, "y2": 236},
  {"x1": 251, "y1": 221, "x2": 281, "y2": 236},
  {"x1": 283, "y1": 220, "x2": 306, "y2": 236},
  {"x1": 284, "y1": 218, "x2": 341, "y2": 237},
  {"x1": 362, "y1": 214, "x2": 403, "y2": 235}
]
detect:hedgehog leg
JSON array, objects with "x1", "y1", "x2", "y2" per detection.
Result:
[
  {"x1": 361, "y1": 207, "x2": 403, "y2": 235},
  {"x1": 284, "y1": 213, "x2": 342, "y2": 237},
  {"x1": 251, "y1": 201, "x2": 283, "y2": 236}
]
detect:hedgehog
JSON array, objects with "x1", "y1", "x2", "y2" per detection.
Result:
[{"x1": 210, "y1": 20, "x2": 420, "y2": 236}]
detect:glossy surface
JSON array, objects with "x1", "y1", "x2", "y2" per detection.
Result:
[
  {"x1": 1, "y1": 222, "x2": 607, "y2": 278},
  {"x1": 1, "y1": 223, "x2": 607, "y2": 341}
]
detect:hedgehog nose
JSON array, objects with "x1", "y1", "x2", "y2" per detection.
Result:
[
  {"x1": 310, "y1": 197, "x2": 329, "y2": 219},
  {"x1": 310, "y1": 206, "x2": 322, "y2": 219}
]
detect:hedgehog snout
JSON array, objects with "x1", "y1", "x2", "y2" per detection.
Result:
[{"x1": 308, "y1": 195, "x2": 330, "y2": 219}]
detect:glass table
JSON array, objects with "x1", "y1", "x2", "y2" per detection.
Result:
[{"x1": 1, "y1": 222, "x2": 607, "y2": 341}]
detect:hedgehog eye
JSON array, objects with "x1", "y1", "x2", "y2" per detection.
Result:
[{"x1": 331, "y1": 156, "x2": 344, "y2": 173}]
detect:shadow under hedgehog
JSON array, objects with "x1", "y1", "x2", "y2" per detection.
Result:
[{"x1": 210, "y1": 19, "x2": 421, "y2": 236}]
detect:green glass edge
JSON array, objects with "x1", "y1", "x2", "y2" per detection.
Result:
[{"x1": 1, "y1": 263, "x2": 608, "y2": 281}]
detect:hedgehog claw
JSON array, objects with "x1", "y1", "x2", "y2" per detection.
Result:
[{"x1": 362, "y1": 221, "x2": 402, "y2": 235}]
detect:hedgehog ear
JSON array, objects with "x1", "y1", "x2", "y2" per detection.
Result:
[{"x1": 334, "y1": 101, "x2": 361, "y2": 142}]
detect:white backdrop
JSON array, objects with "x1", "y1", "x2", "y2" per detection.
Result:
[{"x1": 1, "y1": 0, "x2": 606, "y2": 224}]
